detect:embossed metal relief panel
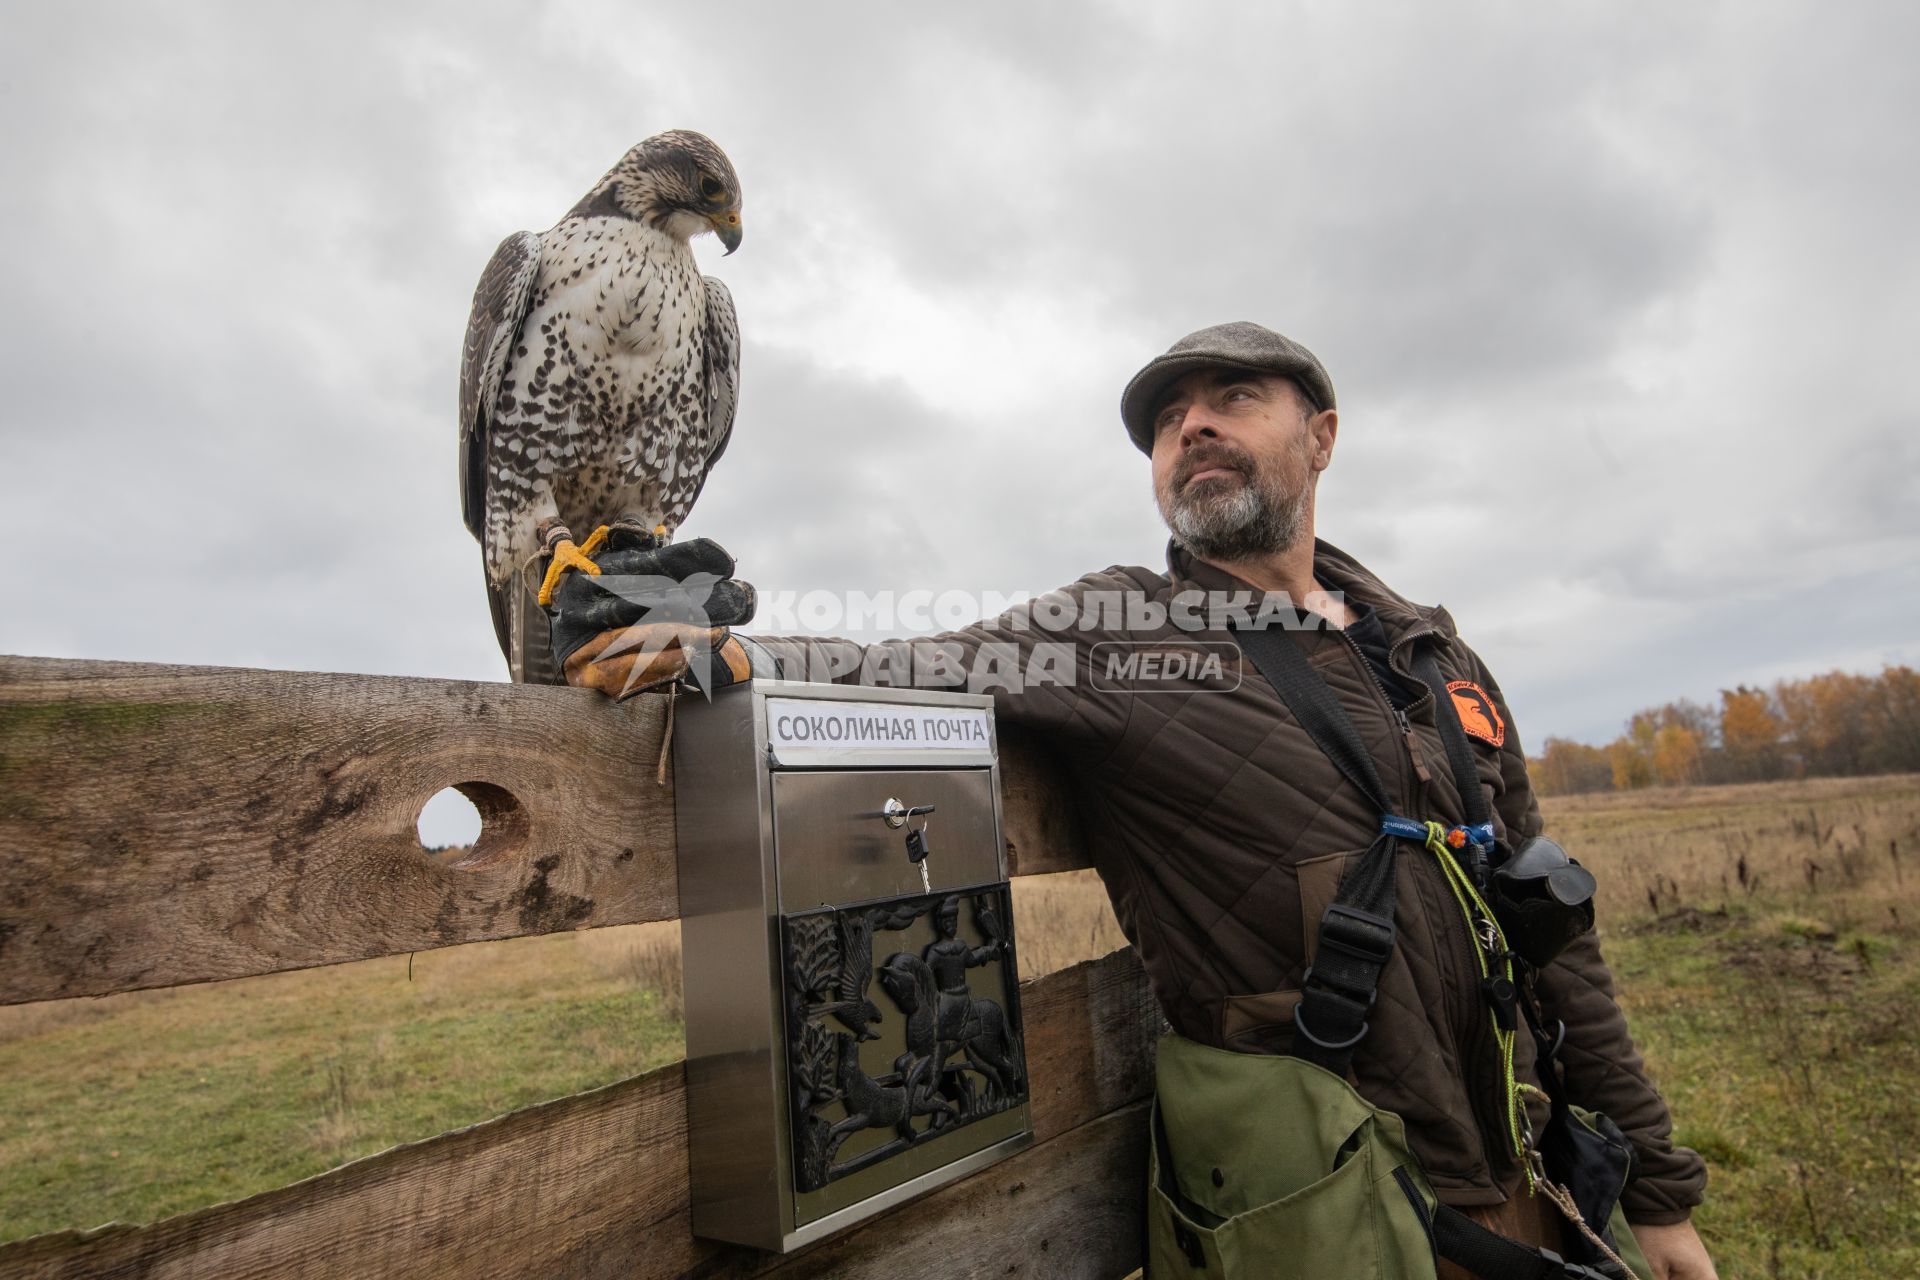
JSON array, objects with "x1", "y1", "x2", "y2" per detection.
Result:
[
  {"x1": 678, "y1": 683, "x2": 1022, "y2": 1252},
  {"x1": 782, "y1": 883, "x2": 1027, "y2": 1195}
]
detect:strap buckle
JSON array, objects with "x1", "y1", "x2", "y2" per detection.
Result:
[
  {"x1": 1310, "y1": 903, "x2": 1397, "y2": 989},
  {"x1": 1294, "y1": 904, "x2": 1398, "y2": 1055},
  {"x1": 1293, "y1": 996, "x2": 1372, "y2": 1053}
]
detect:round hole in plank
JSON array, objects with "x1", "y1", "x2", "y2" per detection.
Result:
[{"x1": 417, "y1": 782, "x2": 529, "y2": 871}]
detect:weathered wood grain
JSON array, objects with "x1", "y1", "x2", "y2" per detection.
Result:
[
  {"x1": 752, "y1": 1103, "x2": 1149, "y2": 1280},
  {"x1": 0, "y1": 657, "x2": 1093, "y2": 1003},
  {"x1": 0, "y1": 948, "x2": 1156, "y2": 1280},
  {"x1": 0, "y1": 656, "x2": 674, "y2": 1004},
  {"x1": 999, "y1": 727, "x2": 1092, "y2": 879}
]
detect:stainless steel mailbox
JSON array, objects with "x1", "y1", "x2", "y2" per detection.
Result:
[{"x1": 673, "y1": 680, "x2": 1031, "y2": 1252}]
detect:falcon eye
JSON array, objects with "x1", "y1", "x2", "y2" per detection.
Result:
[{"x1": 699, "y1": 176, "x2": 725, "y2": 202}]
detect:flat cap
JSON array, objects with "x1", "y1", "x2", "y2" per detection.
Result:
[{"x1": 1120, "y1": 321, "x2": 1336, "y2": 454}]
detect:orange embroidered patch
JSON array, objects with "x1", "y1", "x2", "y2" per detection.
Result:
[{"x1": 1446, "y1": 680, "x2": 1506, "y2": 748}]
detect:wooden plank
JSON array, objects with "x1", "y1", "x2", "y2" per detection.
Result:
[
  {"x1": 0, "y1": 657, "x2": 1093, "y2": 1003},
  {"x1": 999, "y1": 728, "x2": 1092, "y2": 879},
  {"x1": 0, "y1": 948, "x2": 1157, "y2": 1280},
  {"x1": 754, "y1": 1103, "x2": 1148, "y2": 1280},
  {"x1": 0, "y1": 655, "x2": 673, "y2": 1004}
]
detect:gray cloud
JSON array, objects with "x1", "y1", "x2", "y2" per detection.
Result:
[{"x1": 2, "y1": 0, "x2": 1916, "y2": 752}]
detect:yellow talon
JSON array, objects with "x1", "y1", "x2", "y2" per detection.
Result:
[
  {"x1": 536, "y1": 535, "x2": 606, "y2": 606},
  {"x1": 577, "y1": 525, "x2": 612, "y2": 558},
  {"x1": 653, "y1": 523, "x2": 669, "y2": 539}
]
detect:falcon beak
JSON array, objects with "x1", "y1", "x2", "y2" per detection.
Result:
[{"x1": 711, "y1": 211, "x2": 743, "y2": 255}]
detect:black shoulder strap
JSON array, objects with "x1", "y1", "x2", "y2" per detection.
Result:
[
  {"x1": 1235, "y1": 624, "x2": 1394, "y2": 814},
  {"x1": 1234, "y1": 624, "x2": 1400, "y2": 1076},
  {"x1": 1411, "y1": 647, "x2": 1493, "y2": 830}
]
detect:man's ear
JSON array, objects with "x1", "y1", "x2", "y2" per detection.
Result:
[{"x1": 1310, "y1": 409, "x2": 1339, "y2": 472}]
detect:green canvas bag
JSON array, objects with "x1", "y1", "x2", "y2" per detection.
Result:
[
  {"x1": 1147, "y1": 1033, "x2": 1439, "y2": 1279},
  {"x1": 1146, "y1": 1033, "x2": 1655, "y2": 1278}
]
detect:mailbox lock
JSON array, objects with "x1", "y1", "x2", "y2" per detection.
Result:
[{"x1": 881, "y1": 798, "x2": 936, "y2": 829}]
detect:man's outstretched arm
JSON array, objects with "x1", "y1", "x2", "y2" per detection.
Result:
[{"x1": 552, "y1": 536, "x2": 1139, "y2": 748}]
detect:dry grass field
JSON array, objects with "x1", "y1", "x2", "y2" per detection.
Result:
[{"x1": 3, "y1": 774, "x2": 1916, "y2": 1277}]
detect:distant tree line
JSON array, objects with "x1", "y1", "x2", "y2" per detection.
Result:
[{"x1": 1531, "y1": 665, "x2": 1920, "y2": 795}]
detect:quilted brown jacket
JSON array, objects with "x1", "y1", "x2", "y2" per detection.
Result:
[{"x1": 754, "y1": 539, "x2": 1706, "y2": 1223}]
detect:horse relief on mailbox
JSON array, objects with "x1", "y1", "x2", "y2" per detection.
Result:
[{"x1": 782, "y1": 886, "x2": 1028, "y2": 1192}]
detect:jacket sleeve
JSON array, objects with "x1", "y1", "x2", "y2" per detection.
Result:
[
  {"x1": 1468, "y1": 651, "x2": 1709, "y2": 1225},
  {"x1": 742, "y1": 570, "x2": 1136, "y2": 753}
]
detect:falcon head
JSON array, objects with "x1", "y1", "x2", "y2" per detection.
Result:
[{"x1": 581, "y1": 129, "x2": 744, "y2": 254}]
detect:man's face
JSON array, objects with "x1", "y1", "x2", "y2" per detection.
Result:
[{"x1": 1148, "y1": 370, "x2": 1336, "y2": 563}]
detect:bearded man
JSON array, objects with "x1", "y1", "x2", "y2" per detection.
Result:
[{"x1": 551, "y1": 322, "x2": 1718, "y2": 1280}]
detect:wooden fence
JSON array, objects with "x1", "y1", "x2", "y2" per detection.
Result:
[{"x1": 0, "y1": 656, "x2": 1158, "y2": 1279}]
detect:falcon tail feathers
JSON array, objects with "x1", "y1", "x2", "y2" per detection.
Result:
[
  {"x1": 512, "y1": 586, "x2": 566, "y2": 686},
  {"x1": 484, "y1": 552, "x2": 513, "y2": 668}
]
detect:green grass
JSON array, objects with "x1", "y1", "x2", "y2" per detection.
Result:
[
  {"x1": 0, "y1": 924, "x2": 684, "y2": 1241},
  {"x1": 1604, "y1": 895, "x2": 1920, "y2": 1276}
]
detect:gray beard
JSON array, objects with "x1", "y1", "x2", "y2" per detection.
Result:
[{"x1": 1163, "y1": 470, "x2": 1311, "y2": 562}]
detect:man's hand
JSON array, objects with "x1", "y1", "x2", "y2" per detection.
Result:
[
  {"x1": 1630, "y1": 1219, "x2": 1717, "y2": 1280},
  {"x1": 548, "y1": 532, "x2": 757, "y2": 700}
]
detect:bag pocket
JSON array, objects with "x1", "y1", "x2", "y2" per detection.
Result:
[
  {"x1": 1146, "y1": 1034, "x2": 1438, "y2": 1279},
  {"x1": 1220, "y1": 989, "x2": 1300, "y2": 1055},
  {"x1": 1296, "y1": 850, "x2": 1355, "y2": 965}
]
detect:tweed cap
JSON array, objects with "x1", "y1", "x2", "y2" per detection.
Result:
[{"x1": 1121, "y1": 321, "x2": 1336, "y2": 454}]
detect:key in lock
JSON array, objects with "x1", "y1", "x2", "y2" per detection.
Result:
[
  {"x1": 905, "y1": 825, "x2": 932, "y2": 892},
  {"x1": 883, "y1": 799, "x2": 938, "y2": 892}
]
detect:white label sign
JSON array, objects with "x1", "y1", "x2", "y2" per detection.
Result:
[{"x1": 766, "y1": 698, "x2": 993, "y2": 758}]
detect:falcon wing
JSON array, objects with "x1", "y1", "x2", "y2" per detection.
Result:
[
  {"x1": 687, "y1": 274, "x2": 741, "y2": 508},
  {"x1": 836, "y1": 914, "x2": 874, "y2": 1001},
  {"x1": 458, "y1": 231, "x2": 543, "y2": 654},
  {"x1": 459, "y1": 231, "x2": 542, "y2": 538}
]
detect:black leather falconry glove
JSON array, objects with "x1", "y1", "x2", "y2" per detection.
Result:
[{"x1": 548, "y1": 531, "x2": 758, "y2": 700}]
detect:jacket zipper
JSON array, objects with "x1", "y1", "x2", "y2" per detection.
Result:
[{"x1": 1336, "y1": 626, "x2": 1514, "y2": 1187}]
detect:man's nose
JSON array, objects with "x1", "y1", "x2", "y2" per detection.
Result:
[{"x1": 1176, "y1": 403, "x2": 1221, "y2": 446}]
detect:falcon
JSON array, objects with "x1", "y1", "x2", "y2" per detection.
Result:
[{"x1": 459, "y1": 129, "x2": 743, "y2": 683}]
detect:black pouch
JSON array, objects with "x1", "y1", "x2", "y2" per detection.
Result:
[
  {"x1": 1541, "y1": 1100, "x2": 1637, "y2": 1270},
  {"x1": 1489, "y1": 835, "x2": 1598, "y2": 968}
]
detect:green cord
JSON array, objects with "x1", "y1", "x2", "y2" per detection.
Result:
[{"x1": 1421, "y1": 822, "x2": 1535, "y2": 1191}]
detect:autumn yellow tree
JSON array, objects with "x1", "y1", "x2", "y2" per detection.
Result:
[
  {"x1": 1720, "y1": 686, "x2": 1784, "y2": 781},
  {"x1": 1778, "y1": 670, "x2": 1881, "y2": 776},
  {"x1": 1534, "y1": 665, "x2": 1919, "y2": 794},
  {"x1": 1607, "y1": 736, "x2": 1653, "y2": 790},
  {"x1": 1652, "y1": 723, "x2": 1703, "y2": 786},
  {"x1": 1534, "y1": 737, "x2": 1612, "y2": 795}
]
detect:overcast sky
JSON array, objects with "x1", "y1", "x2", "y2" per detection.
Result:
[{"x1": 3, "y1": 0, "x2": 1916, "y2": 756}]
